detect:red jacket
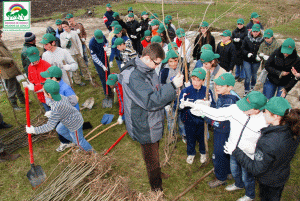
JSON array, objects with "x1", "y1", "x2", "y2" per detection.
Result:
[
  {"x1": 115, "y1": 82, "x2": 124, "y2": 116},
  {"x1": 28, "y1": 59, "x2": 51, "y2": 103},
  {"x1": 141, "y1": 39, "x2": 151, "y2": 48}
]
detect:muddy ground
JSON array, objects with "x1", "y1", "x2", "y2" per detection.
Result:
[{"x1": 2, "y1": 15, "x2": 300, "y2": 108}]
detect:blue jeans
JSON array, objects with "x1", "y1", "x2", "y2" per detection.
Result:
[
  {"x1": 263, "y1": 78, "x2": 284, "y2": 99},
  {"x1": 184, "y1": 121, "x2": 205, "y2": 155},
  {"x1": 42, "y1": 103, "x2": 51, "y2": 111},
  {"x1": 56, "y1": 123, "x2": 93, "y2": 151},
  {"x1": 165, "y1": 108, "x2": 186, "y2": 137},
  {"x1": 235, "y1": 64, "x2": 245, "y2": 79},
  {"x1": 82, "y1": 44, "x2": 89, "y2": 67},
  {"x1": 94, "y1": 63, "x2": 112, "y2": 95},
  {"x1": 230, "y1": 155, "x2": 255, "y2": 199},
  {"x1": 243, "y1": 61, "x2": 260, "y2": 91}
]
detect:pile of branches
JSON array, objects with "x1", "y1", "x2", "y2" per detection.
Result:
[
  {"x1": 29, "y1": 151, "x2": 165, "y2": 201},
  {"x1": 0, "y1": 114, "x2": 54, "y2": 154}
]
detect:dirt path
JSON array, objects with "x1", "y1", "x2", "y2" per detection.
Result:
[{"x1": 2, "y1": 16, "x2": 300, "y2": 107}]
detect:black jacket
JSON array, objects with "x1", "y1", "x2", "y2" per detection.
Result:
[
  {"x1": 246, "y1": 21, "x2": 264, "y2": 31},
  {"x1": 193, "y1": 34, "x2": 216, "y2": 60},
  {"x1": 139, "y1": 18, "x2": 150, "y2": 38},
  {"x1": 233, "y1": 125, "x2": 299, "y2": 187},
  {"x1": 265, "y1": 48, "x2": 300, "y2": 92},
  {"x1": 232, "y1": 26, "x2": 248, "y2": 66},
  {"x1": 117, "y1": 19, "x2": 128, "y2": 32},
  {"x1": 241, "y1": 31, "x2": 264, "y2": 63},
  {"x1": 126, "y1": 20, "x2": 141, "y2": 39},
  {"x1": 216, "y1": 41, "x2": 236, "y2": 72}
]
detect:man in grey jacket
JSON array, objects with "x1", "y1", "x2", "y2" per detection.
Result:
[{"x1": 119, "y1": 43, "x2": 184, "y2": 191}]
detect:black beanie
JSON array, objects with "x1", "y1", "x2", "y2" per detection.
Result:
[{"x1": 24, "y1": 32, "x2": 36, "y2": 42}]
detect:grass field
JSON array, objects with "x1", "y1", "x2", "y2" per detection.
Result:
[{"x1": 0, "y1": 0, "x2": 300, "y2": 200}]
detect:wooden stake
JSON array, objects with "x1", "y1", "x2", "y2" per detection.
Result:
[
  {"x1": 204, "y1": 70, "x2": 211, "y2": 160},
  {"x1": 172, "y1": 168, "x2": 214, "y2": 201},
  {"x1": 182, "y1": 39, "x2": 188, "y2": 83}
]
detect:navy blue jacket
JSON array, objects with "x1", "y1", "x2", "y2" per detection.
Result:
[
  {"x1": 110, "y1": 35, "x2": 130, "y2": 62},
  {"x1": 89, "y1": 36, "x2": 108, "y2": 68},
  {"x1": 204, "y1": 93, "x2": 239, "y2": 133},
  {"x1": 104, "y1": 10, "x2": 115, "y2": 31},
  {"x1": 233, "y1": 125, "x2": 299, "y2": 187},
  {"x1": 179, "y1": 85, "x2": 215, "y2": 124},
  {"x1": 246, "y1": 21, "x2": 264, "y2": 31}
]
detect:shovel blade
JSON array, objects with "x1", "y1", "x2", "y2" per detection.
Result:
[
  {"x1": 101, "y1": 114, "x2": 114, "y2": 125},
  {"x1": 27, "y1": 164, "x2": 46, "y2": 190},
  {"x1": 102, "y1": 97, "x2": 113, "y2": 108}
]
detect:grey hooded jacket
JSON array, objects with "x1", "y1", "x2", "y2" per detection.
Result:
[{"x1": 119, "y1": 57, "x2": 177, "y2": 144}]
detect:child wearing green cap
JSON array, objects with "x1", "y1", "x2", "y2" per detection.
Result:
[
  {"x1": 160, "y1": 49, "x2": 186, "y2": 142},
  {"x1": 179, "y1": 68, "x2": 215, "y2": 164},
  {"x1": 55, "y1": 19, "x2": 64, "y2": 42},
  {"x1": 174, "y1": 28, "x2": 192, "y2": 74},
  {"x1": 246, "y1": 12, "x2": 264, "y2": 31},
  {"x1": 60, "y1": 21, "x2": 90, "y2": 86},
  {"x1": 123, "y1": 7, "x2": 139, "y2": 22},
  {"x1": 104, "y1": 3, "x2": 115, "y2": 32},
  {"x1": 41, "y1": 33, "x2": 78, "y2": 87},
  {"x1": 26, "y1": 79, "x2": 94, "y2": 152},
  {"x1": 150, "y1": 19, "x2": 160, "y2": 37},
  {"x1": 183, "y1": 91, "x2": 268, "y2": 200},
  {"x1": 126, "y1": 13, "x2": 143, "y2": 55},
  {"x1": 113, "y1": 37, "x2": 137, "y2": 68},
  {"x1": 232, "y1": 97, "x2": 300, "y2": 201},
  {"x1": 257, "y1": 29, "x2": 280, "y2": 85},
  {"x1": 199, "y1": 50, "x2": 226, "y2": 101},
  {"x1": 110, "y1": 25, "x2": 131, "y2": 71},
  {"x1": 241, "y1": 23, "x2": 264, "y2": 97},
  {"x1": 40, "y1": 65, "x2": 79, "y2": 152},
  {"x1": 257, "y1": 29, "x2": 280, "y2": 68},
  {"x1": 139, "y1": 11, "x2": 150, "y2": 38},
  {"x1": 216, "y1": 30, "x2": 236, "y2": 72},
  {"x1": 141, "y1": 30, "x2": 152, "y2": 48},
  {"x1": 25, "y1": 47, "x2": 52, "y2": 111},
  {"x1": 193, "y1": 21, "x2": 216, "y2": 61},
  {"x1": 263, "y1": 38, "x2": 300, "y2": 99},
  {"x1": 232, "y1": 18, "x2": 248, "y2": 82},
  {"x1": 202, "y1": 73, "x2": 240, "y2": 188},
  {"x1": 106, "y1": 74, "x2": 124, "y2": 125},
  {"x1": 112, "y1": 13, "x2": 128, "y2": 32}
]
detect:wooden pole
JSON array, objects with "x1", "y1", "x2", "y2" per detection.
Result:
[
  {"x1": 204, "y1": 70, "x2": 211, "y2": 160},
  {"x1": 172, "y1": 168, "x2": 214, "y2": 201},
  {"x1": 182, "y1": 39, "x2": 188, "y2": 83}
]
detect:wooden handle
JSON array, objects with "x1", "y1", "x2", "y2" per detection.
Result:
[
  {"x1": 204, "y1": 70, "x2": 211, "y2": 158},
  {"x1": 87, "y1": 122, "x2": 118, "y2": 142},
  {"x1": 182, "y1": 40, "x2": 188, "y2": 83},
  {"x1": 58, "y1": 122, "x2": 118, "y2": 161},
  {"x1": 84, "y1": 123, "x2": 102, "y2": 138},
  {"x1": 172, "y1": 168, "x2": 214, "y2": 201}
]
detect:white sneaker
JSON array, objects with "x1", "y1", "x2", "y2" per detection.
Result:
[
  {"x1": 186, "y1": 155, "x2": 195, "y2": 164},
  {"x1": 237, "y1": 195, "x2": 253, "y2": 201},
  {"x1": 56, "y1": 143, "x2": 68, "y2": 152},
  {"x1": 65, "y1": 143, "x2": 76, "y2": 148},
  {"x1": 200, "y1": 154, "x2": 207, "y2": 163},
  {"x1": 225, "y1": 183, "x2": 244, "y2": 191},
  {"x1": 182, "y1": 136, "x2": 187, "y2": 144},
  {"x1": 56, "y1": 143, "x2": 76, "y2": 152}
]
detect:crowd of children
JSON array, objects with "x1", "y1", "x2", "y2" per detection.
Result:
[{"x1": 0, "y1": 4, "x2": 299, "y2": 200}]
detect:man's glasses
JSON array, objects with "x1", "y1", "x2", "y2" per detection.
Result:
[{"x1": 152, "y1": 59, "x2": 161, "y2": 66}]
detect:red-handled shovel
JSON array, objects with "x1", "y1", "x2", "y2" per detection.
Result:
[
  {"x1": 104, "y1": 131, "x2": 128, "y2": 155},
  {"x1": 102, "y1": 52, "x2": 113, "y2": 108},
  {"x1": 25, "y1": 87, "x2": 46, "y2": 190}
]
